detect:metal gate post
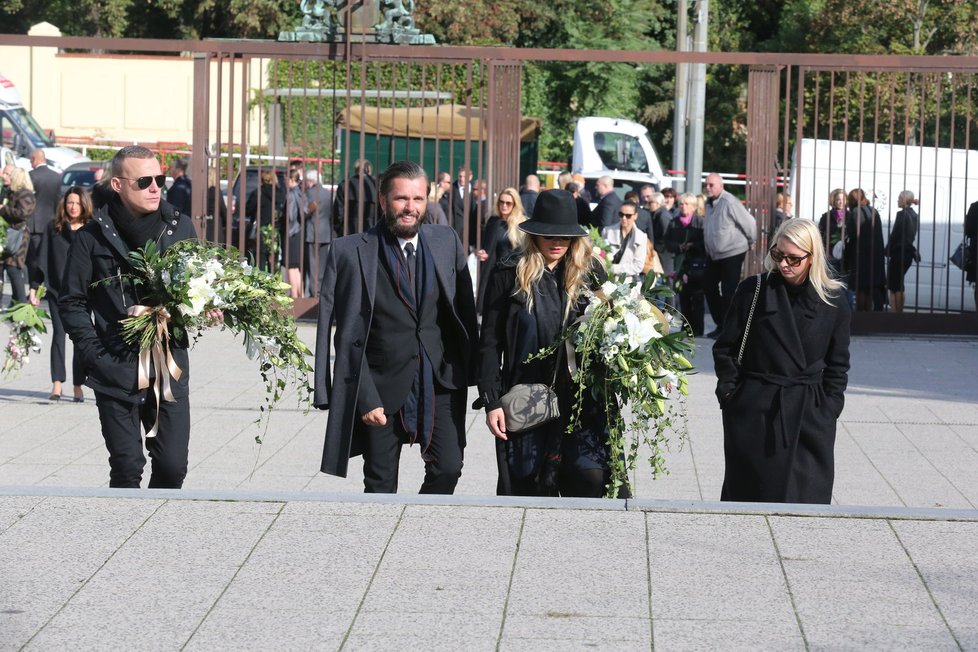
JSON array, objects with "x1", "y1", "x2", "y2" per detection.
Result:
[{"x1": 745, "y1": 64, "x2": 783, "y2": 274}]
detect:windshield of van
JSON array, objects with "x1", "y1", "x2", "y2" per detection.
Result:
[
  {"x1": 6, "y1": 107, "x2": 53, "y2": 148},
  {"x1": 593, "y1": 131, "x2": 649, "y2": 173}
]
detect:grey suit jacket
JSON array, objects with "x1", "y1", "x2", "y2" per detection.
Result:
[{"x1": 313, "y1": 222, "x2": 478, "y2": 477}]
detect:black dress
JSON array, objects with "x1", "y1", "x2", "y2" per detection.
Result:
[
  {"x1": 885, "y1": 206, "x2": 918, "y2": 292},
  {"x1": 478, "y1": 258, "x2": 612, "y2": 497},
  {"x1": 31, "y1": 222, "x2": 88, "y2": 386}
]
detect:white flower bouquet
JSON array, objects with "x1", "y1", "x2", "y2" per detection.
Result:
[
  {"x1": 2, "y1": 285, "x2": 49, "y2": 377},
  {"x1": 536, "y1": 231, "x2": 695, "y2": 497},
  {"x1": 118, "y1": 240, "x2": 312, "y2": 439}
]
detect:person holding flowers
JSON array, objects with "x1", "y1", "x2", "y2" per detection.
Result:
[
  {"x1": 713, "y1": 218, "x2": 850, "y2": 504},
  {"x1": 29, "y1": 186, "x2": 93, "y2": 401},
  {"x1": 60, "y1": 146, "x2": 204, "y2": 489},
  {"x1": 477, "y1": 189, "x2": 617, "y2": 498}
]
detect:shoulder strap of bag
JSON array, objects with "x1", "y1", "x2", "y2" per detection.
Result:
[{"x1": 737, "y1": 273, "x2": 762, "y2": 366}]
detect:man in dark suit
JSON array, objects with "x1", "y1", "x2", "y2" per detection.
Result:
[
  {"x1": 27, "y1": 150, "x2": 61, "y2": 279},
  {"x1": 314, "y1": 160, "x2": 479, "y2": 494},
  {"x1": 333, "y1": 159, "x2": 377, "y2": 235},
  {"x1": 166, "y1": 157, "x2": 192, "y2": 215},
  {"x1": 592, "y1": 175, "x2": 622, "y2": 228},
  {"x1": 519, "y1": 174, "x2": 540, "y2": 217},
  {"x1": 445, "y1": 166, "x2": 475, "y2": 249}
]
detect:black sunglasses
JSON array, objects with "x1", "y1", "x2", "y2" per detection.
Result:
[
  {"x1": 117, "y1": 175, "x2": 166, "y2": 190},
  {"x1": 769, "y1": 247, "x2": 811, "y2": 267},
  {"x1": 618, "y1": 212, "x2": 636, "y2": 219}
]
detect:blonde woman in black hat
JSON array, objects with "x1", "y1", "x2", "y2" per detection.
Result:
[{"x1": 477, "y1": 189, "x2": 620, "y2": 497}]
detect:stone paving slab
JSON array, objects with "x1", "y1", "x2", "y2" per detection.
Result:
[
  {"x1": 2, "y1": 493, "x2": 977, "y2": 651},
  {"x1": 3, "y1": 325, "x2": 977, "y2": 508}
]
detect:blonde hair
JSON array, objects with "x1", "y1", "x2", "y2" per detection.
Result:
[
  {"x1": 696, "y1": 194, "x2": 706, "y2": 217},
  {"x1": 7, "y1": 167, "x2": 33, "y2": 193},
  {"x1": 516, "y1": 235, "x2": 597, "y2": 315},
  {"x1": 766, "y1": 219, "x2": 845, "y2": 305},
  {"x1": 497, "y1": 187, "x2": 527, "y2": 250}
]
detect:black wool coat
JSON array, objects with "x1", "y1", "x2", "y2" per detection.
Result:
[{"x1": 713, "y1": 272, "x2": 851, "y2": 504}]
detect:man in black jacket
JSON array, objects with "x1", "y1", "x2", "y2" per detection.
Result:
[
  {"x1": 60, "y1": 146, "x2": 199, "y2": 489},
  {"x1": 27, "y1": 150, "x2": 61, "y2": 280},
  {"x1": 166, "y1": 156, "x2": 192, "y2": 215}
]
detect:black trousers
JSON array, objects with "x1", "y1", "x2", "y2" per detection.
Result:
[
  {"x1": 95, "y1": 391, "x2": 191, "y2": 489},
  {"x1": 360, "y1": 385, "x2": 466, "y2": 494},
  {"x1": 678, "y1": 285, "x2": 705, "y2": 337},
  {"x1": 1, "y1": 264, "x2": 26, "y2": 307},
  {"x1": 704, "y1": 252, "x2": 746, "y2": 329},
  {"x1": 304, "y1": 241, "x2": 330, "y2": 297},
  {"x1": 47, "y1": 296, "x2": 87, "y2": 385}
]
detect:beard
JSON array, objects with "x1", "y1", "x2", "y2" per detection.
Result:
[{"x1": 385, "y1": 207, "x2": 422, "y2": 238}]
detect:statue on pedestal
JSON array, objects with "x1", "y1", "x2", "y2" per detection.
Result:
[{"x1": 279, "y1": 0, "x2": 435, "y2": 44}]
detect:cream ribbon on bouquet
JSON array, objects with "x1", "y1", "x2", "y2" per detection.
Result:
[{"x1": 128, "y1": 305, "x2": 183, "y2": 438}]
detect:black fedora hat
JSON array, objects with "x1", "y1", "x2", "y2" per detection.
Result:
[{"x1": 519, "y1": 189, "x2": 588, "y2": 237}]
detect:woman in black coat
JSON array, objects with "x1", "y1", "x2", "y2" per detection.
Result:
[
  {"x1": 885, "y1": 190, "x2": 920, "y2": 313},
  {"x1": 29, "y1": 186, "x2": 92, "y2": 401},
  {"x1": 965, "y1": 199, "x2": 978, "y2": 308},
  {"x1": 477, "y1": 190, "x2": 614, "y2": 498},
  {"x1": 713, "y1": 218, "x2": 851, "y2": 504},
  {"x1": 664, "y1": 193, "x2": 707, "y2": 336},
  {"x1": 475, "y1": 187, "x2": 527, "y2": 313},
  {"x1": 844, "y1": 188, "x2": 886, "y2": 311},
  {"x1": 245, "y1": 170, "x2": 283, "y2": 271}
]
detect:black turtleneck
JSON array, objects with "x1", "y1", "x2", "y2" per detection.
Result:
[{"x1": 108, "y1": 195, "x2": 164, "y2": 251}]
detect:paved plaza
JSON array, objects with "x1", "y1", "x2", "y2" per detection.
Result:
[{"x1": 2, "y1": 320, "x2": 977, "y2": 649}]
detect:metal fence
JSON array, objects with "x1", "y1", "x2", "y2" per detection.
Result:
[{"x1": 3, "y1": 30, "x2": 977, "y2": 333}]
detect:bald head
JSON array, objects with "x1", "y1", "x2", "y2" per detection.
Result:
[
  {"x1": 525, "y1": 174, "x2": 540, "y2": 191},
  {"x1": 31, "y1": 149, "x2": 47, "y2": 168},
  {"x1": 705, "y1": 173, "x2": 723, "y2": 199},
  {"x1": 596, "y1": 175, "x2": 614, "y2": 197}
]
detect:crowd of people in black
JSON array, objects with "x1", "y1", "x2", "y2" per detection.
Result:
[{"x1": 4, "y1": 152, "x2": 977, "y2": 504}]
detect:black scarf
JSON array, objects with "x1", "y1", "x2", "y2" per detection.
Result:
[
  {"x1": 109, "y1": 195, "x2": 163, "y2": 251},
  {"x1": 379, "y1": 229, "x2": 436, "y2": 454}
]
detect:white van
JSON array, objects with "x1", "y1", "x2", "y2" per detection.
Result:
[
  {"x1": 572, "y1": 117, "x2": 666, "y2": 199},
  {"x1": 789, "y1": 138, "x2": 978, "y2": 313},
  {"x1": 0, "y1": 73, "x2": 88, "y2": 172}
]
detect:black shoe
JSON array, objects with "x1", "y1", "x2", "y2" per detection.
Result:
[
  {"x1": 48, "y1": 393, "x2": 61, "y2": 401},
  {"x1": 706, "y1": 328, "x2": 721, "y2": 338}
]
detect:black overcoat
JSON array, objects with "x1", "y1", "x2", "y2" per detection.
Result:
[
  {"x1": 313, "y1": 222, "x2": 478, "y2": 478},
  {"x1": 713, "y1": 272, "x2": 851, "y2": 504}
]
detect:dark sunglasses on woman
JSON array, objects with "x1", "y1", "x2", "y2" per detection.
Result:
[{"x1": 769, "y1": 246, "x2": 811, "y2": 267}]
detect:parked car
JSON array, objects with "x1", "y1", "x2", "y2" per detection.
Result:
[{"x1": 59, "y1": 160, "x2": 105, "y2": 195}]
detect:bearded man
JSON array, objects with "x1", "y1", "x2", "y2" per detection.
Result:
[{"x1": 313, "y1": 160, "x2": 478, "y2": 494}]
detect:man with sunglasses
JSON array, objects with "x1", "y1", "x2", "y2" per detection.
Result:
[
  {"x1": 703, "y1": 173, "x2": 757, "y2": 337},
  {"x1": 60, "y1": 145, "x2": 200, "y2": 489}
]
